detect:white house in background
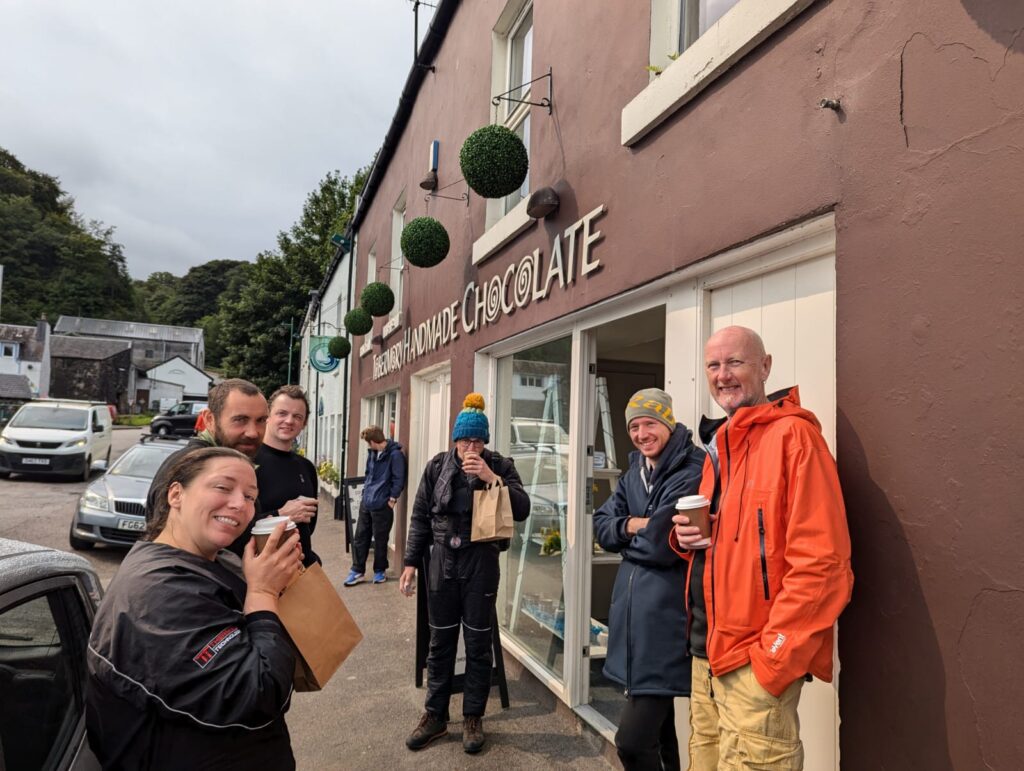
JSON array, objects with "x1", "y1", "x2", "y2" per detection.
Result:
[
  {"x1": 138, "y1": 356, "x2": 212, "y2": 409},
  {"x1": 0, "y1": 320, "x2": 51, "y2": 398}
]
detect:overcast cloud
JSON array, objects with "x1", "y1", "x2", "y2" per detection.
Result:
[{"x1": 0, "y1": 1, "x2": 431, "y2": 279}]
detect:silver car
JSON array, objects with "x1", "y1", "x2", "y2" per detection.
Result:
[
  {"x1": 69, "y1": 437, "x2": 188, "y2": 550},
  {"x1": 0, "y1": 538, "x2": 102, "y2": 769}
]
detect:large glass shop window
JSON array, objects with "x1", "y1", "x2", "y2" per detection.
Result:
[{"x1": 495, "y1": 336, "x2": 572, "y2": 678}]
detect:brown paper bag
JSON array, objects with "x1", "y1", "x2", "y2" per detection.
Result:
[
  {"x1": 276, "y1": 562, "x2": 362, "y2": 691},
  {"x1": 471, "y1": 478, "x2": 515, "y2": 542}
]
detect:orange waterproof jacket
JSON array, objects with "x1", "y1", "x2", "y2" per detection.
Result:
[{"x1": 670, "y1": 387, "x2": 853, "y2": 696}]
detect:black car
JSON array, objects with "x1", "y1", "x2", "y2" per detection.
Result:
[
  {"x1": 148, "y1": 400, "x2": 207, "y2": 437},
  {"x1": 0, "y1": 538, "x2": 102, "y2": 769}
]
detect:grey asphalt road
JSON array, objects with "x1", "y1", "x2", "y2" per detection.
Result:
[{"x1": 0, "y1": 428, "x2": 613, "y2": 770}]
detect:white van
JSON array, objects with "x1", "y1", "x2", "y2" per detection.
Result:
[{"x1": 0, "y1": 400, "x2": 113, "y2": 481}]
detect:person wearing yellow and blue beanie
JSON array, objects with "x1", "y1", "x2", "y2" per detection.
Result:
[{"x1": 399, "y1": 393, "x2": 530, "y2": 754}]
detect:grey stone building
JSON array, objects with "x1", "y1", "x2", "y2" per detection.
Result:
[
  {"x1": 49, "y1": 336, "x2": 133, "y2": 413},
  {"x1": 53, "y1": 316, "x2": 204, "y2": 372}
]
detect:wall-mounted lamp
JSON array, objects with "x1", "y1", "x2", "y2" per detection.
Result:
[
  {"x1": 420, "y1": 139, "x2": 440, "y2": 190},
  {"x1": 526, "y1": 186, "x2": 560, "y2": 219}
]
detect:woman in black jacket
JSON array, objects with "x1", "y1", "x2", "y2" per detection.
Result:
[
  {"x1": 86, "y1": 446, "x2": 303, "y2": 770},
  {"x1": 399, "y1": 393, "x2": 530, "y2": 755}
]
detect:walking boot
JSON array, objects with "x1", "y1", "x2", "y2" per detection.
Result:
[
  {"x1": 406, "y1": 711, "x2": 447, "y2": 750},
  {"x1": 463, "y1": 715, "x2": 485, "y2": 754}
]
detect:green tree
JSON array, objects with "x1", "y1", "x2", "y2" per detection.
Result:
[
  {"x1": 0, "y1": 147, "x2": 137, "y2": 325},
  {"x1": 218, "y1": 165, "x2": 368, "y2": 391},
  {"x1": 168, "y1": 259, "x2": 249, "y2": 327}
]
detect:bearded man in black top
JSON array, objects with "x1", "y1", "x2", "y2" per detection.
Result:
[{"x1": 255, "y1": 385, "x2": 320, "y2": 566}]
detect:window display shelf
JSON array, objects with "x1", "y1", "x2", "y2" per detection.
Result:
[{"x1": 520, "y1": 604, "x2": 608, "y2": 660}]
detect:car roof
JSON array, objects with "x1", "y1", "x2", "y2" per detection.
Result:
[{"x1": 0, "y1": 538, "x2": 103, "y2": 600}]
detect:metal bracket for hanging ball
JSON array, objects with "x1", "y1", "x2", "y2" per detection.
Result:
[{"x1": 492, "y1": 67, "x2": 553, "y2": 115}]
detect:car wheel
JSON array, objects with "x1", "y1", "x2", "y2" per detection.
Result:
[
  {"x1": 156, "y1": 424, "x2": 171, "y2": 437},
  {"x1": 69, "y1": 522, "x2": 94, "y2": 551},
  {"x1": 0, "y1": 471, "x2": 9, "y2": 479},
  {"x1": 81, "y1": 456, "x2": 92, "y2": 482}
]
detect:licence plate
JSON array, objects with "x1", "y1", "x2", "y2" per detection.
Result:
[
  {"x1": 117, "y1": 519, "x2": 146, "y2": 531},
  {"x1": 22, "y1": 457, "x2": 50, "y2": 466}
]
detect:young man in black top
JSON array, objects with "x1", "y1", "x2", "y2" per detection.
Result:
[{"x1": 255, "y1": 385, "x2": 320, "y2": 566}]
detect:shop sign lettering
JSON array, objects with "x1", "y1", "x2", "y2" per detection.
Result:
[{"x1": 373, "y1": 204, "x2": 605, "y2": 380}]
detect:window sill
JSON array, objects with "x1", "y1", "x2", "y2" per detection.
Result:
[
  {"x1": 382, "y1": 314, "x2": 402, "y2": 339},
  {"x1": 621, "y1": 0, "x2": 815, "y2": 146},
  {"x1": 472, "y1": 196, "x2": 535, "y2": 266}
]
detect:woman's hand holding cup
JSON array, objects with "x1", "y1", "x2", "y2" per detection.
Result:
[{"x1": 243, "y1": 521, "x2": 302, "y2": 613}]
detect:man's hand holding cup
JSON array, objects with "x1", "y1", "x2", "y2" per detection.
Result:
[{"x1": 673, "y1": 495, "x2": 713, "y2": 549}]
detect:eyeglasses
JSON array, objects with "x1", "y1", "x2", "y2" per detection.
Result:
[{"x1": 456, "y1": 438, "x2": 486, "y2": 449}]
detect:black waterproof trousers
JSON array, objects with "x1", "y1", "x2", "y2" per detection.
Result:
[
  {"x1": 615, "y1": 695, "x2": 680, "y2": 771},
  {"x1": 351, "y1": 503, "x2": 394, "y2": 574},
  {"x1": 424, "y1": 543, "x2": 499, "y2": 718}
]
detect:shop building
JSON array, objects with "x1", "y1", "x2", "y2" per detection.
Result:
[{"x1": 304, "y1": 1, "x2": 1023, "y2": 767}]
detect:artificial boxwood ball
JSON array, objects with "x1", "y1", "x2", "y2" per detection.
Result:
[
  {"x1": 344, "y1": 307, "x2": 373, "y2": 336},
  {"x1": 401, "y1": 217, "x2": 450, "y2": 268},
  {"x1": 459, "y1": 124, "x2": 529, "y2": 199},
  {"x1": 361, "y1": 281, "x2": 395, "y2": 317},
  {"x1": 327, "y1": 336, "x2": 351, "y2": 359}
]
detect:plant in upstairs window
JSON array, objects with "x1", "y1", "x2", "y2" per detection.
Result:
[
  {"x1": 360, "y1": 281, "x2": 395, "y2": 317},
  {"x1": 327, "y1": 336, "x2": 351, "y2": 359},
  {"x1": 344, "y1": 307, "x2": 373, "y2": 336},
  {"x1": 401, "y1": 217, "x2": 451, "y2": 268},
  {"x1": 459, "y1": 124, "x2": 529, "y2": 199}
]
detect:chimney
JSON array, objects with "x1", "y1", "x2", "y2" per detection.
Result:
[{"x1": 36, "y1": 313, "x2": 48, "y2": 343}]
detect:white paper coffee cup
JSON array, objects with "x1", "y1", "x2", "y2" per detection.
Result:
[
  {"x1": 676, "y1": 494, "x2": 712, "y2": 548},
  {"x1": 252, "y1": 516, "x2": 298, "y2": 554}
]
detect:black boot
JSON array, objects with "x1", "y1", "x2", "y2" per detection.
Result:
[
  {"x1": 406, "y1": 712, "x2": 448, "y2": 750},
  {"x1": 463, "y1": 716, "x2": 485, "y2": 754}
]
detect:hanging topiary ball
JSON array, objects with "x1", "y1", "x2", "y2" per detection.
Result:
[
  {"x1": 401, "y1": 217, "x2": 451, "y2": 268},
  {"x1": 327, "y1": 336, "x2": 351, "y2": 359},
  {"x1": 459, "y1": 124, "x2": 529, "y2": 199},
  {"x1": 344, "y1": 307, "x2": 373, "y2": 336},
  {"x1": 361, "y1": 281, "x2": 395, "y2": 317}
]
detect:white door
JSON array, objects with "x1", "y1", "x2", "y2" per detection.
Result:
[
  {"x1": 706, "y1": 252, "x2": 839, "y2": 770},
  {"x1": 409, "y1": 364, "x2": 452, "y2": 522}
]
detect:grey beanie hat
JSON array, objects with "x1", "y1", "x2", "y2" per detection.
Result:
[{"x1": 624, "y1": 388, "x2": 676, "y2": 431}]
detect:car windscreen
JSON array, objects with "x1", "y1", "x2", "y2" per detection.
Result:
[
  {"x1": 110, "y1": 446, "x2": 176, "y2": 478},
  {"x1": 9, "y1": 406, "x2": 88, "y2": 431}
]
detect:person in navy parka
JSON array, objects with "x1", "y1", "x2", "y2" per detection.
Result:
[{"x1": 594, "y1": 388, "x2": 705, "y2": 771}]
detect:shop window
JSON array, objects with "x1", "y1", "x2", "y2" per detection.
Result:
[
  {"x1": 624, "y1": 0, "x2": 815, "y2": 145},
  {"x1": 361, "y1": 389, "x2": 400, "y2": 470},
  {"x1": 494, "y1": 335, "x2": 572, "y2": 679}
]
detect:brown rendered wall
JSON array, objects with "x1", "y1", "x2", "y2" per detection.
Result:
[{"x1": 349, "y1": 2, "x2": 1024, "y2": 767}]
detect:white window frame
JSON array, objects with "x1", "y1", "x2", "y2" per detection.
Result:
[
  {"x1": 1, "y1": 343, "x2": 17, "y2": 358},
  {"x1": 383, "y1": 192, "x2": 406, "y2": 339},
  {"x1": 473, "y1": 0, "x2": 537, "y2": 265},
  {"x1": 360, "y1": 244, "x2": 377, "y2": 358},
  {"x1": 623, "y1": 0, "x2": 817, "y2": 145}
]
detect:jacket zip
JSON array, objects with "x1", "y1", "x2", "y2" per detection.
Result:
[
  {"x1": 624, "y1": 564, "x2": 636, "y2": 696},
  {"x1": 757, "y1": 507, "x2": 770, "y2": 600}
]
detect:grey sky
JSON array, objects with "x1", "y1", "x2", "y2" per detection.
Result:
[{"x1": 0, "y1": 1, "x2": 431, "y2": 279}]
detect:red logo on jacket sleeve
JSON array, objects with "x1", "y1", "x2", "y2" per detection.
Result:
[{"x1": 193, "y1": 626, "x2": 241, "y2": 669}]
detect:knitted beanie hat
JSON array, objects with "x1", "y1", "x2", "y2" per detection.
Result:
[
  {"x1": 624, "y1": 387, "x2": 676, "y2": 431},
  {"x1": 452, "y1": 392, "x2": 490, "y2": 443}
]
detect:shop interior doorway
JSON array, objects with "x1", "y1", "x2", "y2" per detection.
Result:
[{"x1": 585, "y1": 304, "x2": 666, "y2": 728}]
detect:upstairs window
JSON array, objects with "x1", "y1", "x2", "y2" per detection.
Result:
[{"x1": 679, "y1": 0, "x2": 741, "y2": 51}]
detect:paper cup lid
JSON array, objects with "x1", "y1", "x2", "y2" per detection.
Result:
[
  {"x1": 251, "y1": 516, "x2": 297, "y2": 535},
  {"x1": 676, "y1": 495, "x2": 710, "y2": 509}
]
